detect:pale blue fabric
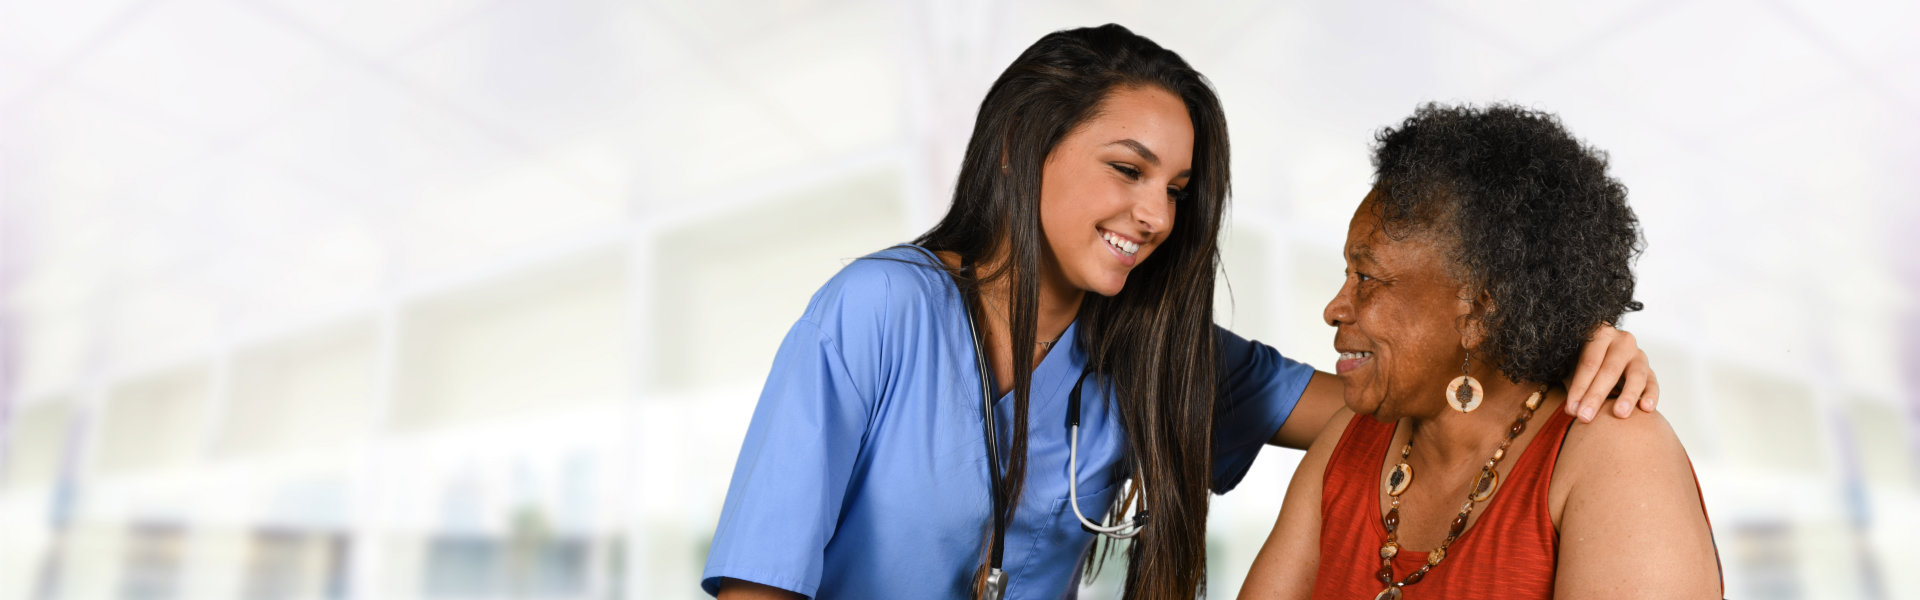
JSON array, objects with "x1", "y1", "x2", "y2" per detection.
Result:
[{"x1": 702, "y1": 245, "x2": 1315, "y2": 599}]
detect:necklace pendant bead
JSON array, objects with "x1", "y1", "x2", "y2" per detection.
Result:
[
  {"x1": 1471, "y1": 467, "x2": 1498, "y2": 502},
  {"x1": 1380, "y1": 541, "x2": 1399, "y2": 559},
  {"x1": 1383, "y1": 508, "x2": 1400, "y2": 533},
  {"x1": 1376, "y1": 565, "x2": 1395, "y2": 584},
  {"x1": 1375, "y1": 586, "x2": 1404, "y2": 600},
  {"x1": 1426, "y1": 546, "x2": 1446, "y2": 566},
  {"x1": 1386, "y1": 463, "x2": 1413, "y2": 496}
]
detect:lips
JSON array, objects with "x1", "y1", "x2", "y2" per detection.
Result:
[
  {"x1": 1335, "y1": 350, "x2": 1372, "y2": 374},
  {"x1": 1099, "y1": 228, "x2": 1140, "y2": 267}
]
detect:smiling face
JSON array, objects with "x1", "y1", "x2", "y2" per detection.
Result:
[
  {"x1": 1323, "y1": 187, "x2": 1477, "y2": 420},
  {"x1": 1036, "y1": 85, "x2": 1194, "y2": 297}
]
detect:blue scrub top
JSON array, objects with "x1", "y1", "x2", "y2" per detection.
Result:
[{"x1": 702, "y1": 245, "x2": 1315, "y2": 599}]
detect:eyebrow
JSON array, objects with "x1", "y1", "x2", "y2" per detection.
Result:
[
  {"x1": 1347, "y1": 244, "x2": 1377, "y2": 264},
  {"x1": 1108, "y1": 139, "x2": 1193, "y2": 178}
]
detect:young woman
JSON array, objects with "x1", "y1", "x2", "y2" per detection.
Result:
[{"x1": 702, "y1": 25, "x2": 1657, "y2": 600}]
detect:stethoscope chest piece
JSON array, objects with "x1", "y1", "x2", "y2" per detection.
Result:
[{"x1": 983, "y1": 567, "x2": 1007, "y2": 600}]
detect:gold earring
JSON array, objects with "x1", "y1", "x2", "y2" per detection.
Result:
[{"x1": 1446, "y1": 350, "x2": 1483, "y2": 413}]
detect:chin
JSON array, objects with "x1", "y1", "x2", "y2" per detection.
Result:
[
  {"x1": 1344, "y1": 388, "x2": 1393, "y2": 421},
  {"x1": 1079, "y1": 270, "x2": 1130, "y2": 297}
]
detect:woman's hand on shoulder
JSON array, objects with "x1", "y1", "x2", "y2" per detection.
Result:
[
  {"x1": 1563, "y1": 324, "x2": 1659, "y2": 423},
  {"x1": 1552, "y1": 409, "x2": 1720, "y2": 599}
]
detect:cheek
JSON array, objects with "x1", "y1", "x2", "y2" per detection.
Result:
[{"x1": 1038, "y1": 171, "x2": 1095, "y2": 235}]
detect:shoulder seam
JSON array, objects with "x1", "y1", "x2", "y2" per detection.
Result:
[{"x1": 789, "y1": 317, "x2": 878, "y2": 413}]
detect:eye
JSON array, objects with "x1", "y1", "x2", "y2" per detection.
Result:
[
  {"x1": 1354, "y1": 271, "x2": 1374, "y2": 283},
  {"x1": 1167, "y1": 186, "x2": 1186, "y2": 203},
  {"x1": 1110, "y1": 163, "x2": 1141, "y2": 179}
]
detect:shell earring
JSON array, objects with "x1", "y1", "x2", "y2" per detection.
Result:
[{"x1": 1446, "y1": 350, "x2": 1483, "y2": 413}]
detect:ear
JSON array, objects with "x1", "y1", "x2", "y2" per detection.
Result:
[{"x1": 1455, "y1": 286, "x2": 1495, "y2": 350}]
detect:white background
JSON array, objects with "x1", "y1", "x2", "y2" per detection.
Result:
[{"x1": 1, "y1": 1, "x2": 1916, "y2": 598}]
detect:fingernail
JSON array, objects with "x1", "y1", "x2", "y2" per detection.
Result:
[{"x1": 1580, "y1": 405, "x2": 1596, "y2": 421}]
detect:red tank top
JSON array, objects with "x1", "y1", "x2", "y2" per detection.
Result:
[{"x1": 1310, "y1": 409, "x2": 1576, "y2": 599}]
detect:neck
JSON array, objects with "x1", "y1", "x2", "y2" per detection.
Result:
[
  {"x1": 1408, "y1": 372, "x2": 1546, "y2": 465},
  {"x1": 979, "y1": 253, "x2": 1083, "y2": 344},
  {"x1": 934, "y1": 247, "x2": 1083, "y2": 364}
]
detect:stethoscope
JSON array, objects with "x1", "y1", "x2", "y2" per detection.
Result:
[{"x1": 956, "y1": 263, "x2": 1150, "y2": 600}]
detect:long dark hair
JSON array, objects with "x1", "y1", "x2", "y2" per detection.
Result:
[{"x1": 914, "y1": 24, "x2": 1230, "y2": 599}]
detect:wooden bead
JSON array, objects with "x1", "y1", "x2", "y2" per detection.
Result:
[
  {"x1": 1508, "y1": 420, "x2": 1526, "y2": 439},
  {"x1": 1403, "y1": 568, "x2": 1426, "y2": 585},
  {"x1": 1377, "y1": 565, "x2": 1395, "y2": 584},
  {"x1": 1449, "y1": 513, "x2": 1468, "y2": 537},
  {"x1": 1471, "y1": 467, "x2": 1498, "y2": 502},
  {"x1": 1384, "y1": 508, "x2": 1400, "y2": 533},
  {"x1": 1491, "y1": 447, "x2": 1505, "y2": 462},
  {"x1": 1380, "y1": 541, "x2": 1399, "y2": 559},
  {"x1": 1524, "y1": 390, "x2": 1543, "y2": 410},
  {"x1": 1427, "y1": 546, "x2": 1446, "y2": 566}
]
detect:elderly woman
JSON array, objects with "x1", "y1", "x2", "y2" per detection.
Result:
[{"x1": 1239, "y1": 104, "x2": 1720, "y2": 599}]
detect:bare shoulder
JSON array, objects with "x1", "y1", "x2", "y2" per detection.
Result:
[
  {"x1": 1552, "y1": 404, "x2": 1698, "y2": 526},
  {"x1": 1551, "y1": 403, "x2": 1721, "y2": 599},
  {"x1": 1308, "y1": 405, "x2": 1357, "y2": 459},
  {"x1": 1239, "y1": 405, "x2": 1355, "y2": 599},
  {"x1": 1561, "y1": 404, "x2": 1687, "y2": 463}
]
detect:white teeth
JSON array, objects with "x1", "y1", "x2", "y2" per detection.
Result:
[
  {"x1": 1102, "y1": 231, "x2": 1138, "y2": 256},
  {"x1": 1338, "y1": 351, "x2": 1373, "y2": 360}
]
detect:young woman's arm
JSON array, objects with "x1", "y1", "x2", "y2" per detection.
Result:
[
  {"x1": 1238, "y1": 407, "x2": 1350, "y2": 599},
  {"x1": 1270, "y1": 326, "x2": 1655, "y2": 450},
  {"x1": 717, "y1": 579, "x2": 804, "y2": 600},
  {"x1": 1551, "y1": 410, "x2": 1721, "y2": 599}
]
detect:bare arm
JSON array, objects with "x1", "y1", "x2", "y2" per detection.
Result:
[
  {"x1": 1272, "y1": 326, "x2": 1656, "y2": 450},
  {"x1": 1552, "y1": 411, "x2": 1720, "y2": 599},
  {"x1": 1240, "y1": 407, "x2": 1350, "y2": 599},
  {"x1": 717, "y1": 579, "x2": 805, "y2": 600},
  {"x1": 1269, "y1": 371, "x2": 1344, "y2": 449}
]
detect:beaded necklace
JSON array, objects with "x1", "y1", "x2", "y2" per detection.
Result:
[{"x1": 1372, "y1": 386, "x2": 1548, "y2": 600}]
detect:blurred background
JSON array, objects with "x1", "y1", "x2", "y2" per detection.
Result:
[{"x1": 1, "y1": 0, "x2": 1915, "y2": 598}]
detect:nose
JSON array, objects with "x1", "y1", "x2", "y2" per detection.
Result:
[
  {"x1": 1324, "y1": 276, "x2": 1354, "y2": 327},
  {"x1": 1132, "y1": 187, "x2": 1173, "y2": 236}
]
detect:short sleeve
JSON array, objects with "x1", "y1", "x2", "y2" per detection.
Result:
[
  {"x1": 1210, "y1": 325, "x2": 1317, "y2": 494},
  {"x1": 701, "y1": 318, "x2": 878, "y2": 598}
]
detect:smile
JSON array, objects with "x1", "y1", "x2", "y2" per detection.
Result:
[
  {"x1": 1101, "y1": 230, "x2": 1139, "y2": 256},
  {"x1": 1335, "y1": 351, "x2": 1372, "y2": 374}
]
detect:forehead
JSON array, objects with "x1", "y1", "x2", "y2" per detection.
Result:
[
  {"x1": 1344, "y1": 189, "x2": 1390, "y2": 257},
  {"x1": 1344, "y1": 189, "x2": 1455, "y2": 276},
  {"x1": 1073, "y1": 87, "x2": 1193, "y2": 159}
]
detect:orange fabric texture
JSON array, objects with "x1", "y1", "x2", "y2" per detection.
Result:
[{"x1": 1309, "y1": 409, "x2": 1576, "y2": 599}]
